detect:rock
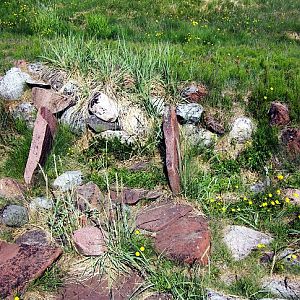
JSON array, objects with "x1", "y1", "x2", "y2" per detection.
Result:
[
  {"x1": 119, "y1": 104, "x2": 149, "y2": 137},
  {"x1": 277, "y1": 248, "x2": 300, "y2": 269},
  {"x1": 223, "y1": 225, "x2": 273, "y2": 260},
  {"x1": 282, "y1": 188, "x2": 300, "y2": 206},
  {"x1": 61, "y1": 80, "x2": 78, "y2": 96},
  {"x1": 269, "y1": 102, "x2": 290, "y2": 126},
  {"x1": 89, "y1": 92, "x2": 119, "y2": 122},
  {"x1": 100, "y1": 130, "x2": 135, "y2": 145},
  {"x1": 145, "y1": 293, "x2": 173, "y2": 300},
  {"x1": 87, "y1": 115, "x2": 120, "y2": 133},
  {"x1": 203, "y1": 115, "x2": 225, "y2": 135},
  {"x1": 29, "y1": 197, "x2": 53, "y2": 210},
  {"x1": 10, "y1": 102, "x2": 37, "y2": 128},
  {"x1": 182, "y1": 124, "x2": 217, "y2": 147},
  {"x1": 41, "y1": 68, "x2": 66, "y2": 91},
  {"x1": 26, "y1": 78, "x2": 51, "y2": 89},
  {"x1": 163, "y1": 106, "x2": 181, "y2": 195},
  {"x1": 175, "y1": 103, "x2": 204, "y2": 124},
  {"x1": 229, "y1": 117, "x2": 254, "y2": 143},
  {"x1": 287, "y1": 129, "x2": 300, "y2": 157},
  {"x1": 24, "y1": 107, "x2": 57, "y2": 184},
  {"x1": 0, "y1": 67, "x2": 31, "y2": 100},
  {"x1": 0, "y1": 240, "x2": 62, "y2": 298},
  {"x1": 61, "y1": 103, "x2": 88, "y2": 134},
  {"x1": 128, "y1": 160, "x2": 150, "y2": 171},
  {"x1": 0, "y1": 177, "x2": 25, "y2": 200},
  {"x1": 15, "y1": 229, "x2": 49, "y2": 246},
  {"x1": 155, "y1": 214, "x2": 210, "y2": 265},
  {"x1": 180, "y1": 84, "x2": 208, "y2": 103},
  {"x1": 53, "y1": 170, "x2": 83, "y2": 192},
  {"x1": 27, "y1": 62, "x2": 45, "y2": 75},
  {"x1": 32, "y1": 87, "x2": 73, "y2": 114},
  {"x1": 75, "y1": 182, "x2": 104, "y2": 211},
  {"x1": 281, "y1": 128, "x2": 298, "y2": 145},
  {"x1": 136, "y1": 201, "x2": 193, "y2": 232},
  {"x1": 250, "y1": 180, "x2": 270, "y2": 193},
  {"x1": 149, "y1": 96, "x2": 166, "y2": 116},
  {"x1": 1, "y1": 205, "x2": 29, "y2": 227},
  {"x1": 263, "y1": 277, "x2": 300, "y2": 299},
  {"x1": 72, "y1": 226, "x2": 106, "y2": 256},
  {"x1": 207, "y1": 289, "x2": 243, "y2": 300},
  {"x1": 110, "y1": 187, "x2": 163, "y2": 205}
]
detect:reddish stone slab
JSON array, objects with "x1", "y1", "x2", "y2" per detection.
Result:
[
  {"x1": 110, "y1": 188, "x2": 163, "y2": 205},
  {"x1": 0, "y1": 241, "x2": 62, "y2": 298},
  {"x1": 73, "y1": 226, "x2": 107, "y2": 256},
  {"x1": 154, "y1": 214, "x2": 210, "y2": 265},
  {"x1": 24, "y1": 107, "x2": 57, "y2": 185},
  {"x1": 0, "y1": 177, "x2": 25, "y2": 200},
  {"x1": 269, "y1": 101, "x2": 290, "y2": 126},
  {"x1": 32, "y1": 87, "x2": 73, "y2": 113},
  {"x1": 136, "y1": 201, "x2": 192, "y2": 232},
  {"x1": 163, "y1": 106, "x2": 181, "y2": 195}
]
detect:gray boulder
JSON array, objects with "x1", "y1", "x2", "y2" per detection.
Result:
[
  {"x1": 263, "y1": 277, "x2": 300, "y2": 299},
  {"x1": 53, "y1": 171, "x2": 83, "y2": 192},
  {"x1": 61, "y1": 104, "x2": 88, "y2": 134},
  {"x1": 1, "y1": 205, "x2": 29, "y2": 227},
  {"x1": 11, "y1": 102, "x2": 37, "y2": 128},
  {"x1": 176, "y1": 103, "x2": 204, "y2": 124},
  {"x1": 0, "y1": 67, "x2": 31, "y2": 100}
]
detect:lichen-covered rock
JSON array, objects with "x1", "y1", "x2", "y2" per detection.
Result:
[
  {"x1": 1, "y1": 205, "x2": 29, "y2": 227},
  {"x1": 100, "y1": 130, "x2": 135, "y2": 145},
  {"x1": 229, "y1": 117, "x2": 254, "y2": 142},
  {"x1": 176, "y1": 103, "x2": 204, "y2": 124},
  {"x1": 182, "y1": 124, "x2": 217, "y2": 147},
  {"x1": 263, "y1": 277, "x2": 300, "y2": 299},
  {"x1": 53, "y1": 171, "x2": 83, "y2": 191},
  {"x1": 0, "y1": 67, "x2": 31, "y2": 100},
  {"x1": 29, "y1": 197, "x2": 53, "y2": 211},
  {"x1": 10, "y1": 102, "x2": 37, "y2": 128}
]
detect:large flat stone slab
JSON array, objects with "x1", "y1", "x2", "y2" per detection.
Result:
[
  {"x1": 0, "y1": 241, "x2": 62, "y2": 298},
  {"x1": 136, "y1": 201, "x2": 192, "y2": 232},
  {"x1": 155, "y1": 214, "x2": 210, "y2": 265},
  {"x1": 163, "y1": 106, "x2": 181, "y2": 195},
  {"x1": 24, "y1": 107, "x2": 57, "y2": 184}
]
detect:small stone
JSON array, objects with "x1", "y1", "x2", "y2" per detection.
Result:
[
  {"x1": 72, "y1": 226, "x2": 106, "y2": 256},
  {"x1": 250, "y1": 181, "x2": 269, "y2": 193},
  {"x1": 0, "y1": 240, "x2": 62, "y2": 298},
  {"x1": 203, "y1": 115, "x2": 225, "y2": 135},
  {"x1": 100, "y1": 130, "x2": 135, "y2": 145},
  {"x1": 87, "y1": 115, "x2": 120, "y2": 133},
  {"x1": 282, "y1": 188, "x2": 300, "y2": 206},
  {"x1": 182, "y1": 124, "x2": 217, "y2": 147},
  {"x1": 155, "y1": 214, "x2": 210, "y2": 265},
  {"x1": 1, "y1": 205, "x2": 29, "y2": 227},
  {"x1": 10, "y1": 102, "x2": 37, "y2": 128},
  {"x1": 15, "y1": 229, "x2": 49, "y2": 246},
  {"x1": 0, "y1": 67, "x2": 31, "y2": 100},
  {"x1": 0, "y1": 178, "x2": 25, "y2": 200},
  {"x1": 145, "y1": 293, "x2": 173, "y2": 300},
  {"x1": 26, "y1": 78, "x2": 51, "y2": 89},
  {"x1": 229, "y1": 117, "x2": 254, "y2": 143},
  {"x1": 29, "y1": 197, "x2": 53, "y2": 210},
  {"x1": 176, "y1": 103, "x2": 204, "y2": 124},
  {"x1": 263, "y1": 277, "x2": 300, "y2": 299},
  {"x1": 136, "y1": 201, "x2": 193, "y2": 232},
  {"x1": 89, "y1": 92, "x2": 119, "y2": 122},
  {"x1": 269, "y1": 102, "x2": 290, "y2": 126},
  {"x1": 32, "y1": 87, "x2": 73, "y2": 113},
  {"x1": 223, "y1": 225, "x2": 273, "y2": 260},
  {"x1": 53, "y1": 170, "x2": 83, "y2": 192},
  {"x1": 207, "y1": 289, "x2": 242, "y2": 300},
  {"x1": 27, "y1": 62, "x2": 45, "y2": 75},
  {"x1": 180, "y1": 84, "x2": 208, "y2": 103},
  {"x1": 163, "y1": 106, "x2": 181, "y2": 195},
  {"x1": 61, "y1": 80, "x2": 78, "y2": 96}
]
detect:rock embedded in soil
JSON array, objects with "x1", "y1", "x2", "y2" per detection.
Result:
[
  {"x1": 32, "y1": 87, "x2": 73, "y2": 113},
  {"x1": 1, "y1": 205, "x2": 29, "y2": 227},
  {"x1": 163, "y1": 106, "x2": 181, "y2": 195},
  {"x1": 269, "y1": 101, "x2": 290, "y2": 126},
  {"x1": 181, "y1": 124, "x2": 217, "y2": 147},
  {"x1": 229, "y1": 117, "x2": 254, "y2": 143},
  {"x1": 207, "y1": 290, "x2": 243, "y2": 300},
  {"x1": 87, "y1": 115, "x2": 120, "y2": 133},
  {"x1": 145, "y1": 293, "x2": 173, "y2": 300},
  {"x1": 287, "y1": 129, "x2": 300, "y2": 157},
  {"x1": 0, "y1": 240, "x2": 62, "y2": 298},
  {"x1": 0, "y1": 177, "x2": 25, "y2": 200},
  {"x1": 180, "y1": 84, "x2": 208, "y2": 103},
  {"x1": 53, "y1": 170, "x2": 83, "y2": 192},
  {"x1": 282, "y1": 188, "x2": 300, "y2": 206},
  {"x1": 263, "y1": 277, "x2": 300, "y2": 299},
  {"x1": 72, "y1": 226, "x2": 106, "y2": 256},
  {"x1": 10, "y1": 102, "x2": 37, "y2": 128},
  {"x1": 203, "y1": 114, "x2": 225, "y2": 135},
  {"x1": 100, "y1": 129, "x2": 135, "y2": 145},
  {"x1": 0, "y1": 67, "x2": 31, "y2": 100},
  {"x1": 29, "y1": 196, "x2": 53, "y2": 211},
  {"x1": 24, "y1": 107, "x2": 57, "y2": 185},
  {"x1": 223, "y1": 225, "x2": 273, "y2": 260},
  {"x1": 15, "y1": 229, "x2": 49, "y2": 246},
  {"x1": 136, "y1": 201, "x2": 192, "y2": 232},
  {"x1": 155, "y1": 213, "x2": 210, "y2": 265},
  {"x1": 175, "y1": 103, "x2": 204, "y2": 124},
  {"x1": 89, "y1": 92, "x2": 119, "y2": 122}
]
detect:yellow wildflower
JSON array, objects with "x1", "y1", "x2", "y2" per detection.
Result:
[
  {"x1": 231, "y1": 208, "x2": 236, "y2": 212},
  {"x1": 276, "y1": 189, "x2": 281, "y2": 195},
  {"x1": 140, "y1": 246, "x2": 145, "y2": 252},
  {"x1": 248, "y1": 201, "x2": 253, "y2": 205},
  {"x1": 285, "y1": 197, "x2": 290, "y2": 203},
  {"x1": 14, "y1": 297, "x2": 20, "y2": 300},
  {"x1": 264, "y1": 96, "x2": 267, "y2": 100},
  {"x1": 293, "y1": 193, "x2": 299, "y2": 198},
  {"x1": 257, "y1": 243, "x2": 266, "y2": 249},
  {"x1": 277, "y1": 174, "x2": 284, "y2": 180},
  {"x1": 243, "y1": 196, "x2": 247, "y2": 201},
  {"x1": 291, "y1": 254, "x2": 297, "y2": 260},
  {"x1": 135, "y1": 251, "x2": 141, "y2": 257},
  {"x1": 271, "y1": 201, "x2": 275, "y2": 206},
  {"x1": 275, "y1": 200, "x2": 280, "y2": 204},
  {"x1": 262, "y1": 202, "x2": 268, "y2": 207},
  {"x1": 270, "y1": 87, "x2": 274, "y2": 91},
  {"x1": 134, "y1": 229, "x2": 140, "y2": 235},
  {"x1": 268, "y1": 193, "x2": 273, "y2": 198}
]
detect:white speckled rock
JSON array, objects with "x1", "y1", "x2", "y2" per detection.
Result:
[
  {"x1": 0, "y1": 68, "x2": 31, "y2": 100},
  {"x1": 263, "y1": 277, "x2": 300, "y2": 299},
  {"x1": 1, "y1": 205, "x2": 29, "y2": 227},
  {"x1": 207, "y1": 289, "x2": 244, "y2": 300},
  {"x1": 100, "y1": 130, "x2": 135, "y2": 145},
  {"x1": 11, "y1": 102, "x2": 37, "y2": 128},
  {"x1": 89, "y1": 92, "x2": 118, "y2": 122},
  {"x1": 176, "y1": 103, "x2": 204, "y2": 124},
  {"x1": 223, "y1": 225, "x2": 273, "y2": 260},
  {"x1": 29, "y1": 197, "x2": 53, "y2": 211},
  {"x1": 182, "y1": 124, "x2": 217, "y2": 147},
  {"x1": 229, "y1": 117, "x2": 254, "y2": 142},
  {"x1": 53, "y1": 171, "x2": 83, "y2": 192}
]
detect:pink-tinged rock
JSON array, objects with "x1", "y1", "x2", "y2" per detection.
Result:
[
  {"x1": 0, "y1": 177, "x2": 25, "y2": 200},
  {"x1": 75, "y1": 182, "x2": 104, "y2": 211},
  {"x1": 136, "y1": 201, "x2": 192, "y2": 232},
  {"x1": 163, "y1": 106, "x2": 181, "y2": 195},
  {"x1": 24, "y1": 107, "x2": 57, "y2": 185},
  {"x1": 32, "y1": 87, "x2": 73, "y2": 113},
  {"x1": 269, "y1": 102, "x2": 290, "y2": 126},
  {"x1": 154, "y1": 214, "x2": 210, "y2": 265},
  {"x1": 110, "y1": 187, "x2": 163, "y2": 205},
  {"x1": 203, "y1": 114, "x2": 225, "y2": 135},
  {"x1": 0, "y1": 241, "x2": 62, "y2": 298},
  {"x1": 73, "y1": 226, "x2": 106, "y2": 256},
  {"x1": 180, "y1": 84, "x2": 208, "y2": 103}
]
